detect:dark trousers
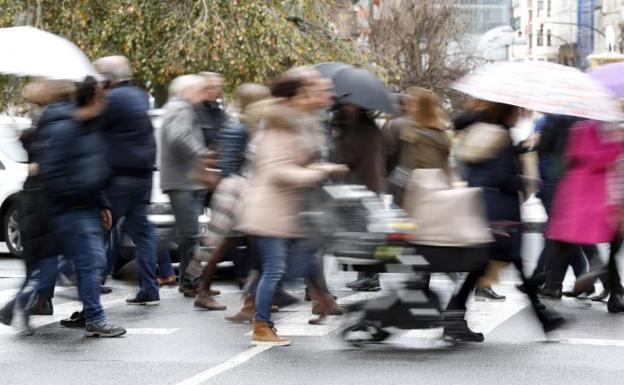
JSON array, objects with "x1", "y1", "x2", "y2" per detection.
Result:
[
  {"x1": 106, "y1": 176, "x2": 159, "y2": 299},
  {"x1": 167, "y1": 189, "x2": 207, "y2": 289}
]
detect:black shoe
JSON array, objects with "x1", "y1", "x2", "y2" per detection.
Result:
[
  {"x1": 348, "y1": 278, "x2": 381, "y2": 292},
  {"x1": 0, "y1": 305, "x2": 13, "y2": 326},
  {"x1": 30, "y1": 296, "x2": 53, "y2": 316},
  {"x1": 607, "y1": 293, "x2": 624, "y2": 313},
  {"x1": 126, "y1": 295, "x2": 160, "y2": 306},
  {"x1": 535, "y1": 302, "x2": 546, "y2": 311},
  {"x1": 100, "y1": 286, "x2": 113, "y2": 295},
  {"x1": 516, "y1": 283, "x2": 527, "y2": 294},
  {"x1": 85, "y1": 321, "x2": 127, "y2": 338},
  {"x1": 442, "y1": 314, "x2": 484, "y2": 342},
  {"x1": 475, "y1": 287, "x2": 506, "y2": 301},
  {"x1": 60, "y1": 311, "x2": 86, "y2": 328},
  {"x1": 537, "y1": 287, "x2": 562, "y2": 299},
  {"x1": 536, "y1": 308, "x2": 566, "y2": 333}
]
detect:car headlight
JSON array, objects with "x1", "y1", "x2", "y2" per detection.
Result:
[{"x1": 148, "y1": 202, "x2": 173, "y2": 215}]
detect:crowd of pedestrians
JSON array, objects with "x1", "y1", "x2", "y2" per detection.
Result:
[{"x1": 2, "y1": 54, "x2": 624, "y2": 347}]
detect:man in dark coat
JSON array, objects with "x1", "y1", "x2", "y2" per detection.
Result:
[
  {"x1": 94, "y1": 55, "x2": 160, "y2": 305},
  {"x1": 333, "y1": 104, "x2": 384, "y2": 291}
]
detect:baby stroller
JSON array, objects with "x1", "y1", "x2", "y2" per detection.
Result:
[{"x1": 300, "y1": 170, "x2": 492, "y2": 345}]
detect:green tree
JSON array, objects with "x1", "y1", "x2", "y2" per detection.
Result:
[{"x1": 0, "y1": 0, "x2": 362, "y2": 108}]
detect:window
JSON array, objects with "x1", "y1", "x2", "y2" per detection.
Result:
[
  {"x1": 547, "y1": 0, "x2": 551, "y2": 17},
  {"x1": 537, "y1": 0, "x2": 544, "y2": 12},
  {"x1": 547, "y1": 30, "x2": 552, "y2": 46},
  {"x1": 537, "y1": 30, "x2": 544, "y2": 46},
  {"x1": 529, "y1": 34, "x2": 533, "y2": 49}
]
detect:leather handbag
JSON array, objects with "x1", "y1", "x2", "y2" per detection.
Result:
[
  {"x1": 455, "y1": 122, "x2": 511, "y2": 164},
  {"x1": 404, "y1": 169, "x2": 493, "y2": 247}
]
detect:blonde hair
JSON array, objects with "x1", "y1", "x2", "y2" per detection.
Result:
[
  {"x1": 235, "y1": 83, "x2": 271, "y2": 113},
  {"x1": 403, "y1": 86, "x2": 448, "y2": 130},
  {"x1": 23, "y1": 78, "x2": 75, "y2": 106}
]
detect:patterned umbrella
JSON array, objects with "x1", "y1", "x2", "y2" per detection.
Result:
[{"x1": 452, "y1": 60, "x2": 624, "y2": 122}]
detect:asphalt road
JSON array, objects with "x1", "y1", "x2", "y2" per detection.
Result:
[{"x1": 2, "y1": 236, "x2": 624, "y2": 385}]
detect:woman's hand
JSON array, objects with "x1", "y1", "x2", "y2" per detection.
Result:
[{"x1": 308, "y1": 163, "x2": 349, "y2": 177}]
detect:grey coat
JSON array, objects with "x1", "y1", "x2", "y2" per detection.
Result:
[{"x1": 160, "y1": 99, "x2": 211, "y2": 191}]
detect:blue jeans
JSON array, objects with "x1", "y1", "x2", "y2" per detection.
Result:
[
  {"x1": 34, "y1": 256, "x2": 61, "y2": 299},
  {"x1": 167, "y1": 189, "x2": 207, "y2": 289},
  {"x1": 106, "y1": 176, "x2": 159, "y2": 299},
  {"x1": 254, "y1": 237, "x2": 317, "y2": 324},
  {"x1": 52, "y1": 208, "x2": 107, "y2": 325}
]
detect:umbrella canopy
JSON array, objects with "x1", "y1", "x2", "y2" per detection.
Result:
[
  {"x1": 332, "y1": 67, "x2": 396, "y2": 114},
  {"x1": 313, "y1": 62, "x2": 352, "y2": 80},
  {"x1": 0, "y1": 26, "x2": 98, "y2": 81},
  {"x1": 589, "y1": 62, "x2": 624, "y2": 98},
  {"x1": 452, "y1": 60, "x2": 624, "y2": 122}
]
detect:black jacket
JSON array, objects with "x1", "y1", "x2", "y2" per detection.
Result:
[
  {"x1": 195, "y1": 101, "x2": 227, "y2": 150},
  {"x1": 38, "y1": 102, "x2": 111, "y2": 212},
  {"x1": 102, "y1": 82, "x2": 156, "y2": 178},
  {"x1": 536, "y1": 114, "x2": 581, "y2": 183}
]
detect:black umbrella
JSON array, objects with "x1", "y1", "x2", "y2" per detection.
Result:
[
  {"x1": 313, "y1": 62, "x2": 352, "y2": 80},
  {"x1": 332, "y1": 67, "x2": 396, "y2": 114}
]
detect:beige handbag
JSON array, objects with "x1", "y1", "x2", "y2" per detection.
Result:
[
  {"x1": 404, "y1": 169, "x2": 493, "y2": 247},
  {"x1": 454, "y1": 123, "x2": 511, "y2": 164}
]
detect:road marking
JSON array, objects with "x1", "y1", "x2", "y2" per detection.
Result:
[
  {"x1": 126, "y1": 328, "x2": 179, "y2": 335},
  {"x1": 560, "y1": 338, "x2": 624, "y2": 347},
  {"x1": 175, "y1": 346, "x2": 272, "y2": 385}
]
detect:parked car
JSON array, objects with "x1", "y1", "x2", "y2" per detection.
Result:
[
  {"x1": 0, "y1": 116, "x2": 30, "y2": 257},
  {"x1": 0, "y1": 111, "x2": 210, "y2": 261}
]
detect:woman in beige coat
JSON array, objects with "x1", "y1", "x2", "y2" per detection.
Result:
[{"x1": 239, "y1": 72, "x2": 345, "y2": 347}]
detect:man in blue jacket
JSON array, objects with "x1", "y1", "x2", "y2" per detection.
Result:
[{"x1": 94, "y1": 56, "x2": 160, "y2": 305}]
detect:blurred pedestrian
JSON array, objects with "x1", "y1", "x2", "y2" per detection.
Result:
[
  {"x1": 194, "y1": 83, "x2": 271, "y2": 311},
  {"x1": 460, "y1": 101, "x2": 565, "y2": 334},
  {"x1": 387, "y1": 87, "x2": 451, "y2": 205},
  {"x1": 333, "y1": 102, "x2": 384, "y2": 292},
  {"x1": 529, "y1": 114, "x2": 600, "y2": 299},
  {"x1": 160, "y1": 75, "x2": 213, "y2": 298},
  {"x1": 0, "y1": 79, "x2": 74, "y2": 329},
  {"x1": 544, "y1": 120, "x2": 624, "y2": 312},
  {"x1": 39, "y1": 76, "x2": 126, "y2": 337},
  {"x1": 94, "y1": 55, "x2": 160, "y2": 306},
  {"x1": 239, "y1": 73, "x2": 346, "y2": 346},
  {"x1": 196, "y1": 72, "x2": 227, "y2": 151}
]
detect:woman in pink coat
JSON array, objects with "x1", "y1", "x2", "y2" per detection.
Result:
[{"x1": 544, "y1": 120, "x2": 624, "y2": 312}]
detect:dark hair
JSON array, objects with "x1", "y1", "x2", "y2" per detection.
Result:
[
  {"x1": 269, "y1": 74, "x2": 307, "y2": 99},
  {"x1": 76, "y1": 76, "x2": 98, "y2": 107}
]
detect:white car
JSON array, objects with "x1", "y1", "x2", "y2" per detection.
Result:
[
  {"x1": 0, "y1": 116, "x2": 30, "y2": 257},
  {"x1": 0, "y1": 111, "x2": 210, "y2": 260}
]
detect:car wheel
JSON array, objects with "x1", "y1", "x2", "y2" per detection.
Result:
[{"x1": 3, "y1": 204, "x2": 23, "y2": 258}]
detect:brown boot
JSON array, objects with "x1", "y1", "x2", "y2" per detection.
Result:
[
  {"x1": 194, "y1": 290, "x2": 227, "y2": 311},
  {"x1": 251, "y1": 320, "x2": 291, "y2": 346},
  {"x1": 309, "y1": 291, "x2": 343, "y2": 324},
  {"x1": 225, "y1": 295, "x2": 254, "y2": 323}
]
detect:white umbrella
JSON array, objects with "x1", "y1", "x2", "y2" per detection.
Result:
[
  {"x1": 452, "y1": 60, "x2": 624, "y2": 122},
  {"x1": 0, "y1": 26, "x2": 98, "y2": 81}
]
